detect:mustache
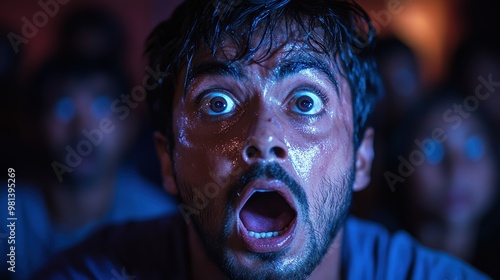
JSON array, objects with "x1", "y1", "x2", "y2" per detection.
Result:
[{"x1": 227, "y1": 162, "x2": 308, "y2": 211}]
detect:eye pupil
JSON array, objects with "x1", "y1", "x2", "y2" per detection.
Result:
[
  {"x1": 297, "y1": 96, "x2": 313, "y2": 112},
  {"x1": 210, "y1": 97, "x2": 227, "y2": 113}
]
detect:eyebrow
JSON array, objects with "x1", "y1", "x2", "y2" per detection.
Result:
[
  {"x1": 274, "y1": 55, "x2": 339, "y2": 92},
  {"x1": 184, "y1": 54, "x2": 339, "y2": 94},
  {"x1": 184, "y1": 61, "x2": 243, "y2": 92}
]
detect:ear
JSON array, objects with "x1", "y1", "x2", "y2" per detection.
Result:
[
  {"x1": 353, "y1": 127, "x2": 375, "y2": 192},
  {"x1": 154, "y1": 131, "x2": 178, "y2": 195}
]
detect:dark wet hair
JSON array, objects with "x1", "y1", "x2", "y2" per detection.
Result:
[{"x1": 146, "y1": 0, "x2": 382, "y2": 148}]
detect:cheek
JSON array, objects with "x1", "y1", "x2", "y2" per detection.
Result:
[
  {"x1": 469, "y1": 158, "x2": 497, "y2": 208},
  {"x1": 173, "y1": 111, "x2": 245, "y2": 190},
  {"x1": 173, "y1": 122, "x2": 245, "y2": 233},
  {"x1": 43, "y1": 115, "x2": 69, "y2": 148},
  {"x1": 287, "y1": 140, "x2": 351, "y2": 188},
  {"x1": 287, "y1": 109, "x2": 354, "y2": 196},
  {"x1": 288, "y1": 145, "x2": 321, "y2": 182},
  {"x1": 99, "y1": 125, "x2": 123, "y2": 156},
  {"x1": 414, "y1": 164, "x2": 444, "y2": 190}
]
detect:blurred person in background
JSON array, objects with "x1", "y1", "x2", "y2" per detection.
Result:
[
  {"x1": 1, "y1": 8, "x2": 179, "y2": 279},
  {"x1": 387, "y1": 90, "x2": 500, "y2": 279},
  {"x1": 54, "y1": 6, "x2": 164, "y2": 185},
  {"x1": 1, "y1": 8, "x2": 176, "y2": 279},
  {"x1": 0, "y1": 8, "x2": 177, "y2": 279},
  {"x1": 0, "y1": 59, "x2": 176, "y2": 280}
]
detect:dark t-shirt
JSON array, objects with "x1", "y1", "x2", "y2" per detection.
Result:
[{"x1": 34, "y1": 215, "x2": 489, "y2": 279}]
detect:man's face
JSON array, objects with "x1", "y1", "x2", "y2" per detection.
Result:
[{"x1": 166, "y1": 39, "x2": 360, "y2": 278}]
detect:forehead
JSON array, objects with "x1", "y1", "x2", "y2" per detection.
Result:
[
  {"x1": 178, "y1": 19, "x2": 340, "y2": 80},
  {"x1": 43, "y1": 72, "x2": 118, "y2": 105},
  {"x1": 178, "y1": 37, "x2": 343, "y2": 95},
  {"x1": 196, "y1": 45, "x2": 335, "y2": 77}
]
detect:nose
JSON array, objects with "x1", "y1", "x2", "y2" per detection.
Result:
[
  {"x1": 69, "y1": 111, "x2": 87, "y2": 132},
  {"x1": 242, "y1": 115, "x2": 288, "y2": 164}
]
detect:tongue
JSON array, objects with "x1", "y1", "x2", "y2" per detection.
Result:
[{"x1": 240, "y1": 192, "x2": 295, "y2": 233}]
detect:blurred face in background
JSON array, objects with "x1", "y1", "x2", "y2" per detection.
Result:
[
  {"x1": 41, "y1": 73, "x2": 125, "y2": 187},
  {"x1": 410, "y1": 106, "x2": 497, "y2": 226}
]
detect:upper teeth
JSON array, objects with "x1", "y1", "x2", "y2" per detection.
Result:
[{"x1": 248, "y1": 227, "x2": 288, "y2": 239}]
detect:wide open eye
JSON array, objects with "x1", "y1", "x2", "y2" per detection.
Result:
[
  {"x1": 424, "y1": 139, "x2": 445, "y2": 165},
  {"x1": 464, "y1": 135, "x2": 485, "y2": 161},
  {"x1": 200, "y1": 92, "x2": 236, "y2": 116},
  {"x1": 91, "y1": 95, "x2": 112, "y2": 119},
  {"x1": 289, "y1": 91, "x2": 325, "y2": 115},
  {"x1": 55, "y1": 97, "x2": 76, "y2": 123}
]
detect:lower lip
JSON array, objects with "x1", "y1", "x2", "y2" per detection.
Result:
[{"x1": 238, "y1": 218, "x2": 297, "y2": 253}]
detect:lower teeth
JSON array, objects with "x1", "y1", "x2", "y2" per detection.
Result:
[{"x1": 248, "y1": 227, "x2": 288, "y2": 239}]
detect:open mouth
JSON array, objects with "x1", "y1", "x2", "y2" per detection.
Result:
[{"x1": 237, "y1": 180, "x2": 297, "y2": 253}]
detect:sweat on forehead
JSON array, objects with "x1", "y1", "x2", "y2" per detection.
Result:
[
  {"x1": 146, "y1": 0, "x2": 381, "y2": 147},
  {"x1": 182, "y1": 41, "x2": 342, "y2": 94}
]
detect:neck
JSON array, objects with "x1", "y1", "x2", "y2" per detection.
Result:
[
  {"x1": 187, "y1": 225, "x2": 343, "y2": 279},
  {"x1": 47, "y1": 173, "x2": 116, "y2": 231}
]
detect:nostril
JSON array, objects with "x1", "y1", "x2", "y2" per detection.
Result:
[
  {"x1": 246, "y1": 146, "x2": 259, "y2": 158},
  {"x1": 243, "y1": 143, "x2": 287, "y2": 162},
  {"x1": 270, "y1": 146, "x2": 286, "y2": 159}
]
